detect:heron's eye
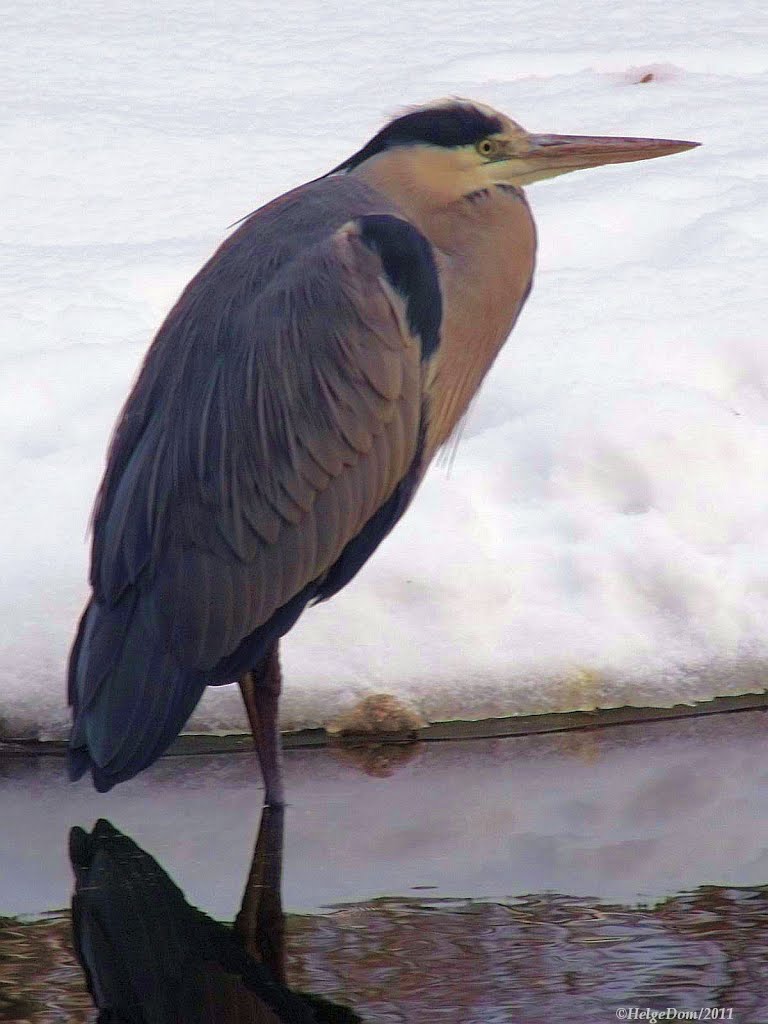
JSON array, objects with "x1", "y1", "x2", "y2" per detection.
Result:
[{"x1": 476, "y1": 138, "x2": 498, "y2": 158}]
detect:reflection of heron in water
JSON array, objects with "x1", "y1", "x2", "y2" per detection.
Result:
[{"x1": 69, "y1": 811, "x2": 361, "y2": 1022}]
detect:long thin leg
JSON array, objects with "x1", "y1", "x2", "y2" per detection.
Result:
[
  {"x1": 239, "y1": 642, "x2": 285, "y2": 806},
  {"x1": 233, "y1": 805, "x2": 286, "y2": 985}
]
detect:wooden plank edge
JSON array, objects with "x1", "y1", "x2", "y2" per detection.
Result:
[{"x1": 2, "y1": 690, "x2": 768, "y2": 758}]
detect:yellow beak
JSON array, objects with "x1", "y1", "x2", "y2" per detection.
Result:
[{"x1": 503, "y1": 132, "x2": 700, "y2": 186}]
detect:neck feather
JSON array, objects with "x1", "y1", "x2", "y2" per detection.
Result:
[{"x1": 353, "y1": 158, "x2": 537, "y2": 459}]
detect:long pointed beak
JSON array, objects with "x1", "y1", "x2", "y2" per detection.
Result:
[{"x1": 504, "y1": 132, "x2": 700, "y2": 185}]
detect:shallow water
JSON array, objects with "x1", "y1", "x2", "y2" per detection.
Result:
[
  {"x1": 2, "y1": 709, "x2": 768, "y2": 1021},
  {"x1": 5, "y1": 886, "x2": 768, "y2": 1021}
]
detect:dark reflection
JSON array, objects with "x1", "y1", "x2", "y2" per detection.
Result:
[
  {"x1": 69, "y1": 809, "x2": 361, "y2": 1023},
  {"x1": 7, "y1": 875, "x2": 768, "y2": 1020},
  {"x1": 58, "y1": 805, "x2": 768, "y2": 1021}
]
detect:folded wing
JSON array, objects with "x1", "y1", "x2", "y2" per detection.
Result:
[{"x1": 68, "y1": 199, "x2": 441, "y2": 788}]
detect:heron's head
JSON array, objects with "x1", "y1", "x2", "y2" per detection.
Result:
[{"x1": 337, "y1": 99, "x2": 699, "y2": 205}]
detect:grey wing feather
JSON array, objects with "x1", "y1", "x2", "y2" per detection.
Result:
[
  {"x1": 70, "y1": 182, "x2": 440, "y2": 787},
  {"x1": 92, "y1": 218, "x2": 424, "y2": 675}
]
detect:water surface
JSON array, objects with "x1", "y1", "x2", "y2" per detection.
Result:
[{"x1": 2, "y1": 709, "x2": 767, "y2": 1021}]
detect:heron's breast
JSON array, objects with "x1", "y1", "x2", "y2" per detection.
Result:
[{"x1": 424, "y1": 188, "x2": 536, "y2": 455}]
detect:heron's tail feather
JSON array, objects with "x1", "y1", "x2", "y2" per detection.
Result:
[{"x1": 67, "y1": 594, "x2": 207, "y2": 792}]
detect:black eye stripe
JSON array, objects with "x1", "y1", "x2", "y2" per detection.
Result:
[{"x1": 335, "y1": 104, "x2": 504, "y2": 172}]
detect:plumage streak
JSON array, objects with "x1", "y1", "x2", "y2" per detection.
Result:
[{"x1": 358, "y1": 214, "x2": 442, "y2": 358}]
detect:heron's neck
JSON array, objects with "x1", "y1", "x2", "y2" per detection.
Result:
[{"x1": 353, "y1": 159, "x2": 537, "y2": 458}]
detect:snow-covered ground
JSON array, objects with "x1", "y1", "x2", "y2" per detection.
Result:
[{"x1": 3, "y1": 1, "x2": 767, "y2": 739}]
